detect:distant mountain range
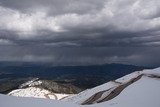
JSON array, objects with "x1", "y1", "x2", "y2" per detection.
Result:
[{"x1": 0, "y1": 62, "x2": 152, "y2": 94}]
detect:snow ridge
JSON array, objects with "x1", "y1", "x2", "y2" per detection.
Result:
[
  {"x1": 63, "y1": 68, "x2": 160, "y2": 105},
  {"x1": 19, "y1": 78, "x2": 41, "y2": 88},
  {"x1": 2, "y1": 67, "x2": 160, "y2": 107}
]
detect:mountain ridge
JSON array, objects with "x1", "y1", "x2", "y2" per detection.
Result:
[{"x1": 1, "y1": 67, "x2": 160, "y2": 107}]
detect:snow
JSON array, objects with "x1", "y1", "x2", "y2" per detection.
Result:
[
  {"x1": 8, "y1": 87, "x2": 70, "y2": 100},
  {"x1": 8, "y1": 77, "x2": 71, "y2": 100},
  {"x1": 116, "y1": 71, "x2": 141, "y2": 83},
  {"x1": 92, "y1": 76, "x2": 160, "y2": 107},
  {"x1": 1, "y1": 67, "x2": 160, "y2": 107},
  {"x1": 63, "y1": 71, "x2": 141, "y2": 104},
  {"x1": 63, "y1": 81, "x2": 119, "y2": 104},
  {"x1": 0, "y1": 94, "x2": 78, "y2": 107},
  {"x1": 64, "y1": 67, "x2": 160, "y2": 105}
]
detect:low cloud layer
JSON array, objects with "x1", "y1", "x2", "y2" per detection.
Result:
[{"x1": 0, "y1": 0, "x2": 160, "y2": 67}]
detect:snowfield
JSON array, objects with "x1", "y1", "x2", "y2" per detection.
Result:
[
  {"x1": 8, "y1": 78, "x2": 72, "y2": 100},
  {"x1": 8, "y1": 87, "x2": 70, "y2": 100},
  {"x1": 1, "y1": 67, "x2": 160, "y2": 107}
]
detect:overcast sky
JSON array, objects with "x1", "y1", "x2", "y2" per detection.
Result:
[{"x1": 0, "y1": 0, "x2": 160, "y2": 67}]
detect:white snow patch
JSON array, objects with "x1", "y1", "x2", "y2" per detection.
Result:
[{"x1": 8, "y1": 87, "x2": 70, "y2": 100}]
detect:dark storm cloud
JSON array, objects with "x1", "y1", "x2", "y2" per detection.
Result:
[
  {"x1": 0, "y1": 45, "x2": 160, "y2": 67},
  {"x1": 0, "y1": 0, "x2": 105, "y2": 15},
  {"x1": 0, "y1": 0, "x2": 160, "y2": 67}
]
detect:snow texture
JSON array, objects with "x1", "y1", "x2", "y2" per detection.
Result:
[
  {"x1": 8, "y1": 87, "x2": 70, "y2": 100},
  {"x1": 0, "y1": 67, "x2": 160, "y2": 107}
]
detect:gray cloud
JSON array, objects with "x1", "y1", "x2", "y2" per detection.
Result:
[
  {"x1": 0, "y1": 0, "x2": 106, "y2": 16},
  {"x1": 0, "y1": 0, "x2": 160, "y2": 67}
]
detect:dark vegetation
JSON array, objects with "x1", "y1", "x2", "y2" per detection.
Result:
[{"x1": 0, "y1": 62, "x2": 151, "y2": 94}]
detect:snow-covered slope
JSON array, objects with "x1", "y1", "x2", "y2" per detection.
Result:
[
  {"x1": 8, "y1": 87, "x2": 70, "y2": 100},
  {"x1": 0, "y1": 94, "x2": 78, "y2": 107},
  {"x1": 96, "y1": 75, "x2": 160, "y2": 107},
  {"x1": 63, "y1": 67, "x2": 160, "y2": 105},
  {"x1": 8, "y1": 78, "x2": 72, "y2": 100},
  {"x1": 1, "y1": 67, "x2": 160, "y2": 107}
]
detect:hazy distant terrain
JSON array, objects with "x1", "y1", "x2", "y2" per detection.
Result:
[{"x1": 0, "y1": 62, "x2": 149, "y2": 94}]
